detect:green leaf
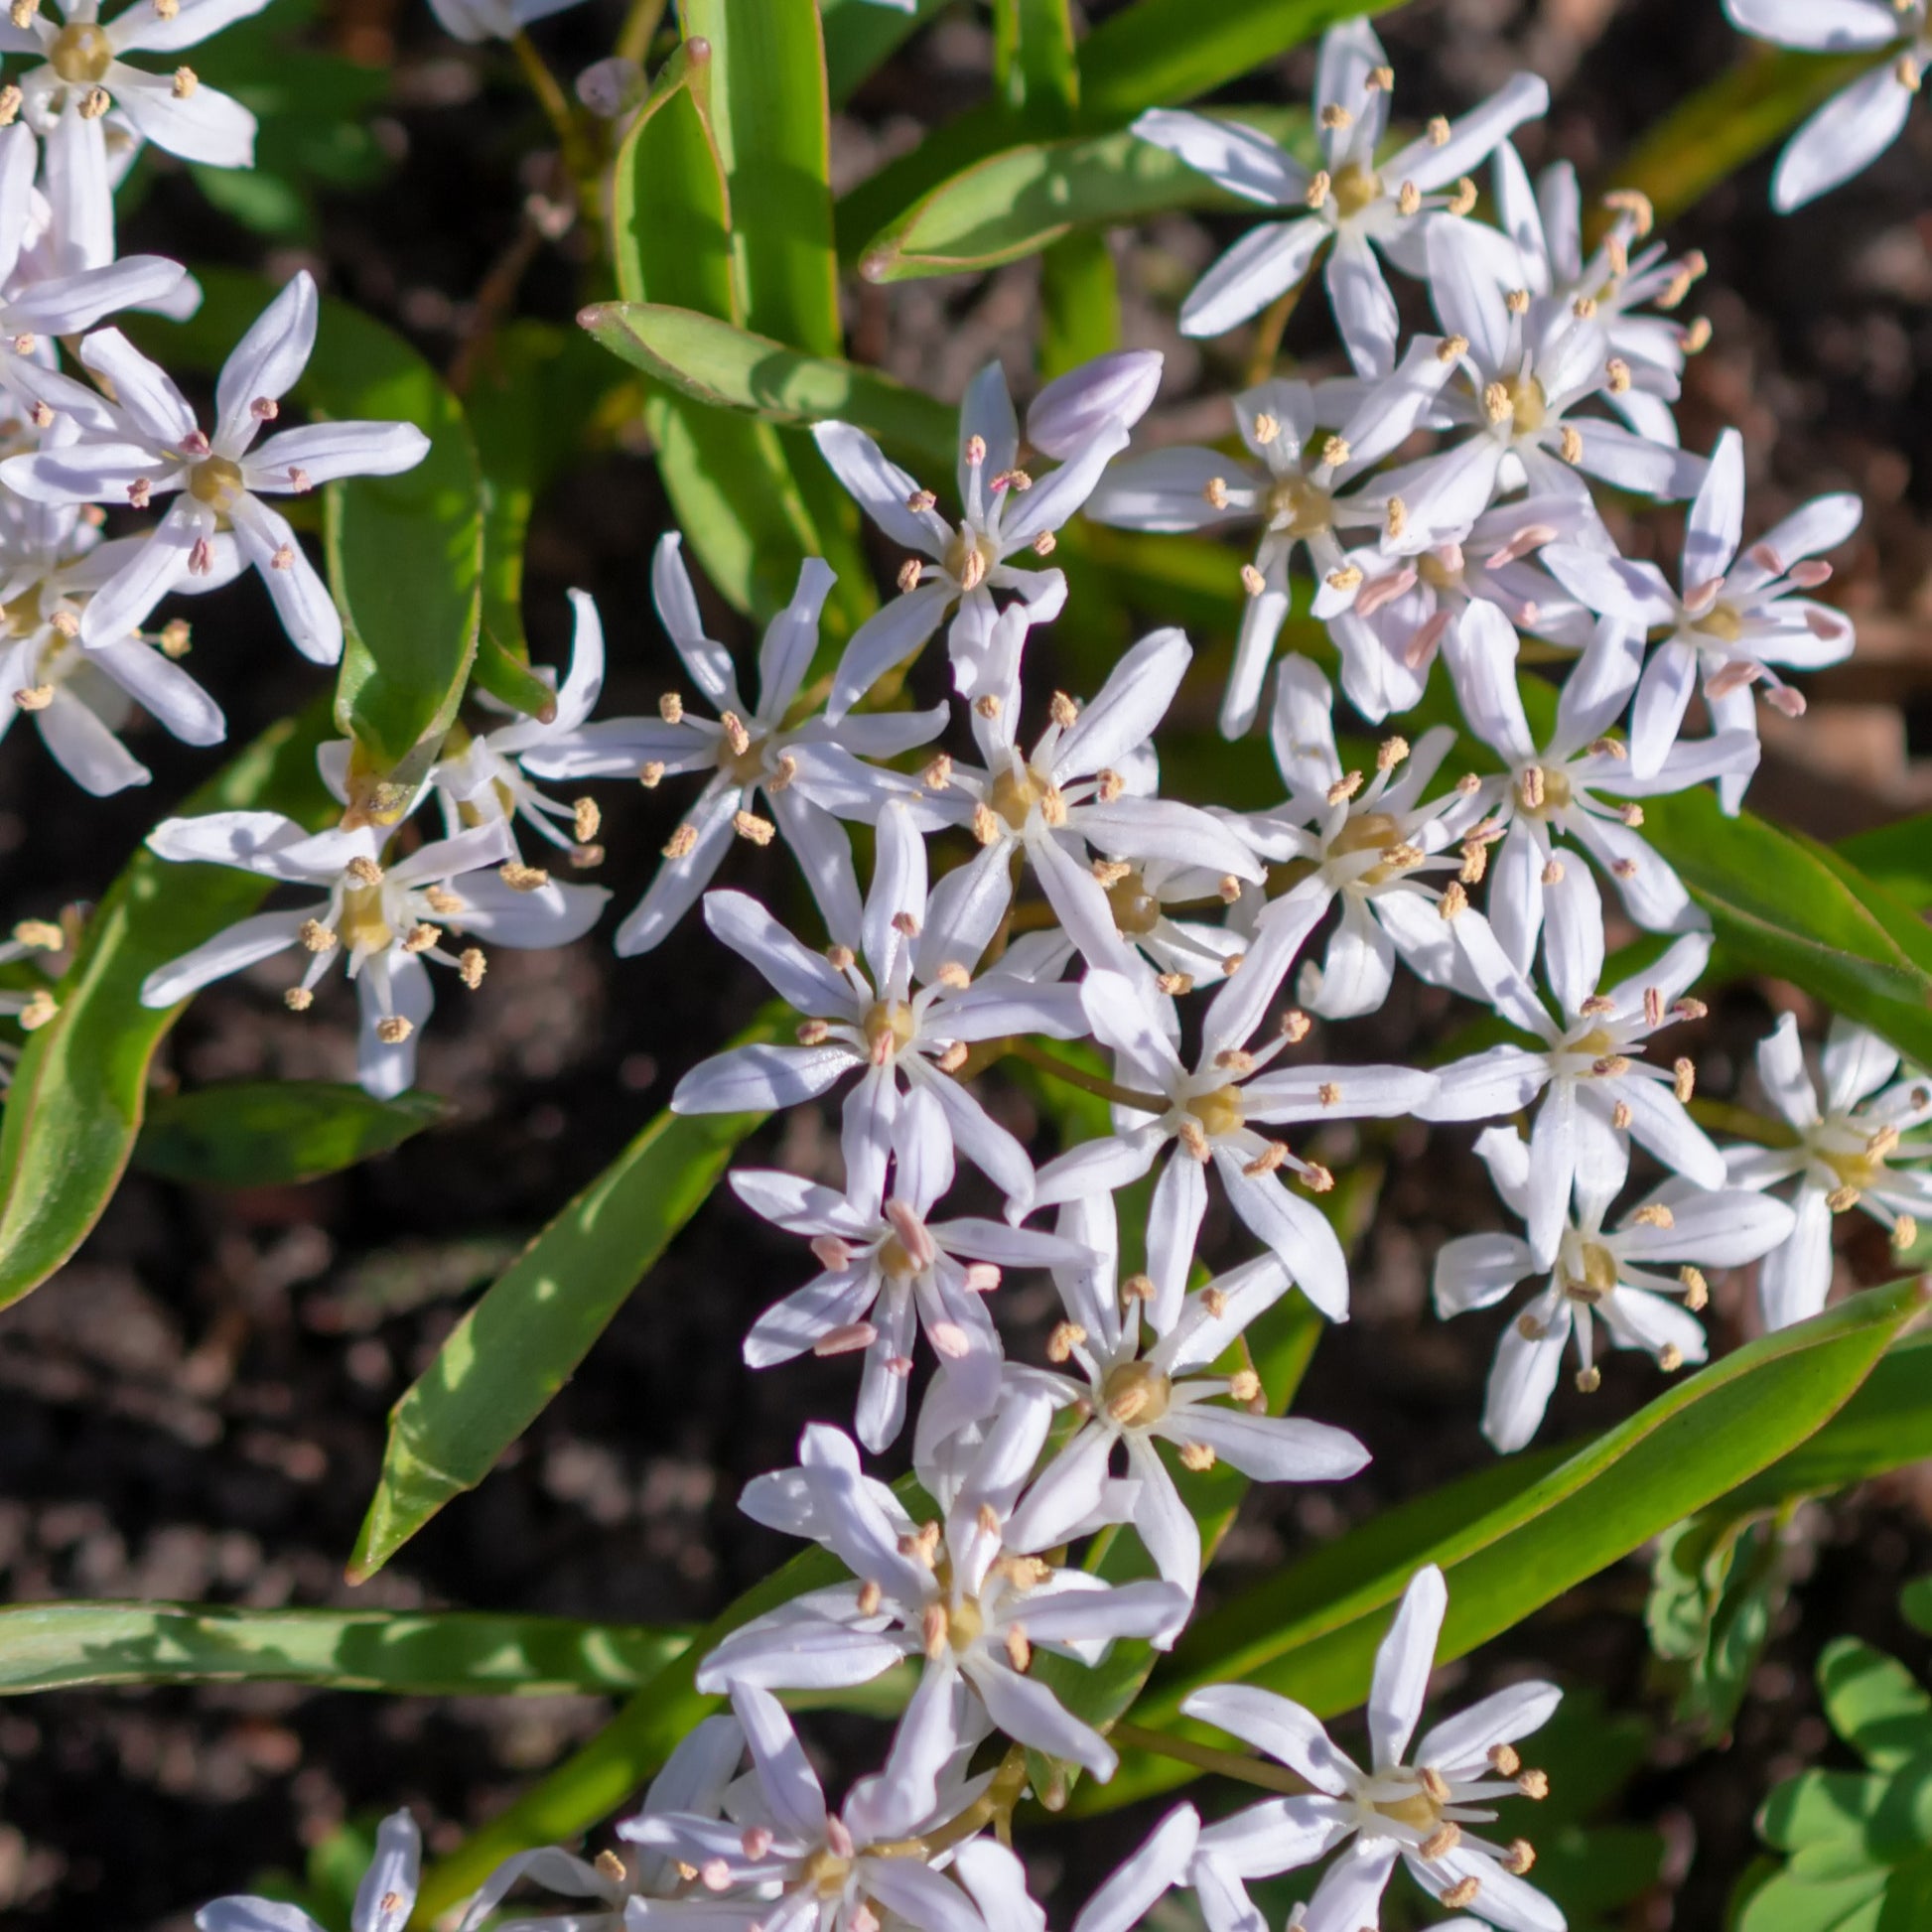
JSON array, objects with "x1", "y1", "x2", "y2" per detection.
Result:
[
  {"x1": 994, "y1": 0, "x2": 1077, "y2": 122},
  {"x1": 348, "y1": 1007, "x2": 786, "y2": 1583},
  {"x1": 1075, "y1": 1276, "x2": 1926, "y2": 1813},
  {"x1": 1838, "y1": 815, "x2": 1932, "y2": 912},
  {"x1": 1902, "y1": 1578, "x2": 1932, "y2": 1640},
  {"x1": 1720, "y1": 1333, "x2": 1932, "y2": 1513},
  {"x1": 132, "y1": 1081, "x2": 445, "y2": 1189},
  {"x1": 0, "y1": 1601, "x2": 690, "y2": 1698},
  {"x1": 1613, "y1": 46, "x2": 1876, "y2": 234},
  {"x1": 1647, "y1": 1510, "x2": 1789, "y2": 1740},
  {"x1": 858, "y1": 109, "x2": 1308, "y2": 282},
  {"x1": 1040, "y1": 229, "x2": 1120, "y2": 378},
  {"x1": 821, "y1": 0, "x2": 951, "y2": 109},
  {"x1": 579, "y1": 302, "x2": 959, "y2": 474},
  {"x1": 835, "y1": 0, "x2": 1393, "y2": 259},
  {"x1": 463, "y1": 318, "x2": 621, "y2": 702},
  {"x1": 0, "y1": 701, "x2": 335, "y2": 1311},
  {"x1": 1822, "y1": 1641, "x2": 1932, "y2": 1774},
  {"x1": 1640, "y1": 787, "x2": 1932, "y2": 1068},
  {"x1": 607, "y1": 42, "x2": 836, "y2": 621},
  {"x1": 684, "y1": 0, "x2": 842, "y2": 357}
]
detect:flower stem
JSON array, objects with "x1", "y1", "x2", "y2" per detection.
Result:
[
  {"x1": 1009, "y1": 1037, "x2": 1166, "y2": 1115},
  {"x1": 1110, "y1": 1720, "x2": 1311, "y2": 1796},
  {"x1": 1244, "y1": 265, "x2": 1313, "y2": 387},
  {"x1": 511, "y1": 31, "x2": 605, "y2": 226},
  {"x1": 615, "y1": 0, "x2": 669, "y2": 65}
]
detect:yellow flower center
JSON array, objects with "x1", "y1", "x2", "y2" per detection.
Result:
[
  {"x1": 1266, "y1": 475, "x2": 1334, "y2": 535},
  {"x1": 188, "y1": 455, "x2": 247, "y2": 514},
  {"x1": 879, "y1": 1232, "x2": 920, "y2": 1280},
  {"x1": 1825, "y1": 1148, "x2": 1883, "y2": 1193},
  {"x1": 1417, "y1": 552, "x2": 1463, "y2": 592},
  {"x1": 1106, "y1": 868, "x2": 1164, "y2": 936},
  {"x1": 1573, "y1": 1025, "x2": 1617, "y2": 1057},
  {"x1": 943, "y1": 526, "x2": 999, "y2": 587},
  {"x1": 1101, "y1": 1359, "x2": 1173, "y2": 1427},
  {"x1": 990, "y1": 763, "x2": 1048, "y2": 830},
  {"x1": 948, "y1": 1596, "x2": 985, "y2": 1650},
  {"x1": 1186, "y1": 1084, "x2": 1245, "y2": 1140},
  {"x1": 1375, "y1": 1789, "x2": 1444, "y2": 1830},
  {"x1": 1515, "y1": 767, "x2": 1574, "y2": 817},
  {"x1": 863, "y1": 1000, "x2": 915, "y2": 1059},
  {"x1": 1564, "y1": 1240, "x2": 1619, "y2": 1305},
  {"x1": 1691, "y1": 602, "x2": 1744, "y2": 644},
  {"x1": 802, "y1": 1851, "x2": 853, "y2": 1898},
  {"x1": 1503, "y1": 374, "x2": 1549, "y2": 435},
  {"x1": 339, "y1": 884, "x2": 394, "y2": 954},
  {"x1": 1331, "y1": 161, "x2": 1382, "y2": 218},
  {"x1": 50, "y1": 22, "x2": 113, "y2": 83}
]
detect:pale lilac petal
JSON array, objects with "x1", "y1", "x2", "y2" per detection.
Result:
[
  {"x1": 1180, "y1": 218, "x2": 1327, "y2": 340},
  {"x1": 1759, "y1": 1184, "x2": 1834, "y2": 1330},
  {"x1": 1368, "y1": 1564, "x2": 1446, "y2": 1770},
  {"x1": 672, "y1": 1042, "x2": 853, "y2": 1115},
  {"x1": 1773, "y1": 60, "x2": 1916, "y2": 212},
  {"x1": 1178, "y1": 1684, "x2": 1355, "y2": 1795},
  {"x1": 1433, "y1": 1233, "x2": 1537, "y2": 1316},
  {"x1": 1683, "y1": 428, "x2": 1744, "y2": 590},
  {"x1": 139, "y1": 906, "x2": 308, "y2": 1005},
  {"x1": 1483, "y1": 1301, "x2": 1568, "y2": 1452},
  {"x1": 1133, "y1": 108, "x2": 1307, "y2": 205}
]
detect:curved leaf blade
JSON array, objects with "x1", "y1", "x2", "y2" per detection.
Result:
[
  {"x1": 579, "y1": 302, "x2": 958, "y2": 473},
  {"x1": 0, "y1": 701, "x2": 334, "y2": 1309},
  {"x1": 348, "y1": 1009, "x2": 786, "y2": 1583},
  {"x1": 0, "y1": 1601, "x2": 691, "y2": 1698},
  {"x1": 133, "y1": 1080, "x2": 445, "y2": 1189}
]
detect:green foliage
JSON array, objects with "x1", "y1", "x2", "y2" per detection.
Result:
[
  {"x1": 1648, "y1": 1508, "x2": 1792, "y2": 1741},
  {"x1": 0, "y1": 1601, "x2": 691, "y2": 1697},
  {"x1": 835, "y1": 0, "x2": 1395, "y2": 256},
  {"x1": 858, "y1": 109, "x2": 1308, "y2": 283},
  {"x1": 463, "y1": 318, "x2": 621, "y2": 708},
  {"x1": 347, "y1": 1008, "x2": 787, "y2": 1583},
  {"x1": 1745, "y1": 1616, "x2": 1932, "y2": 1930},
  {"x1": 0, "y1": 701, "x2": 335, "y2": 1311},
  {"x1": 133, "y1": 1081, "x2": 445, "y2": 1189},
  {"x1": 176, "y1": 0, "x2": 390, "y2": 240},
  {"x1": 580, "y1": 301, "x2": 958, "y2": 474}
]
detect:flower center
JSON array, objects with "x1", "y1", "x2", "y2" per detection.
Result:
[
  {"x1": 1266, "y1": 475, "x2": 1334, "y2": 535},
  {"x1": 1417, "y1": 552, "x2": 1463, "y2": 592},
  {"x1": 948, "y1": 1596, "x2": 985, "y2": 1650},
  {"x1": 1504, "y1": 374, "x2": 1549, "y2": 436},
  {"x1": 50, "y1": 23, "x2": 113, "y2": 84},
  {"x1": 1106, "y1": 868, "x2": 1163, "y2": 936},
  {"x1": 942, "y1": 526, "x2": 999, "y2": 589},
  {"x1": 1515, "y1": 767, "x2": 1574, "y2": 817},
  {"x1": 1328, "y1": 810, "x2": 1403, "y2": 858},
  {"x1": 879, "y1": 1232, "x2": 920, "y2": 1280},
  {"x1": 1564, "y1": 1240, "x2": 1619, "y2": 1305},
  {"x1": 862, "y1": 1000, "x2": 915, "y2": 1058},
  {"x1": 1186, "y1": 1084, "x2": 1245, "y2": 1139},
  {"x1": 990, "y1": 763, "x2": 1047, "y2": 830},
  {"x1": 1331, "y1": 161, "x2": 1382, "y2": 218},
  {"x1": 1573, "y1": 1025, "x2": 1617, "y2": 1057},
  {"x1": 1100, "y1": 1359, "x2": 1173, "y2": 1427},
  {"x1": 340, "y1": 884, "x2": 394, "y2": 954},
  {"x1": 715, "y1": 734, "x2": 766, "y2": 785},
  {"x1": 1691, "y1": 601, "x2": 1744, "y2": 644},
  {"x1": 1824, "y1": 1147, "x2": 1883, "y2": 1193},
  {"x1": 1374, "y1": 1788, "x2": 1444, "y2": 1830},
  {"x1": 802, "y1": 1850, "x2": 853, "y2": 1898},
  {"x1": 188, "y1": 455, "x2": 247, "y2": 514}
]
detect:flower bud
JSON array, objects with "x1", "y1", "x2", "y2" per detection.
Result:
[{"x1": 1025, "y1": 350, "x2": 1163, "y2": 459}]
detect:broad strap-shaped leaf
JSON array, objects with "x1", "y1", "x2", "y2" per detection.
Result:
[
  {"x1": 606, "y1": 40, "x2": 843, "y2": 622},
  {"x1": 579, "y1": 302, "x2": 959, "y2": 474},
  {"x1": 0, "y1": 701, "x2": 335, "y2": 1310},
  {"x1": 1074, "y1": 1277, "x2": 1926, "y2": 1813},
  {"x1": 1641, "y1": 787, "x2": 1932, "y2": 1068},
  {"x1": 859, "y1": 109, "x2": 1307, "y2": 283},
  {"x1": 822, "y1": 0, "x2": 950, "y2": 109},
  {"x1": 0, "y1": 1601, "x2": 690, "y2": 1697},
  {"x1": 133, "y1": 1081, "x2": 445, "y2": 1189},
  {"x1": 994, "y1": 0, "x2": 1078, "y2": 122},
  {"x1": 835, "y1": 0, "x2": 1393, "y2": 258},
  {"x1": 1838, "y1": 814, "x2": 1932, "y2": 913},
  {"x1": 347, "y1": 1009, "x2": 786, "y2": 1583},
  {"x1": 1821, "y1": 1640, "x2": 1932, "y2": 1775},
  {"x1": 463, "y1": 318, "x2": 622, "y2": 715}
]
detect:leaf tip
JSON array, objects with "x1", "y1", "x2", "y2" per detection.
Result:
[
  {"x1": 859, "y1": 247, "x2": 897, "y2": 285},
  {"x1": 577, "y1": 302, "x2": 617, "y2": 335}
]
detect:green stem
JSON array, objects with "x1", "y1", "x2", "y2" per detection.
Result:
[
  {"x1": 615, "y1": 0, "x2": 669, "y2": 66},
  {"x1": 1008, "y1": 1037, "x2": 1166, "y2": 1116},
  {"x1": 1243, "y1": 264, "x2": 1313, "y2": 387},
  {"x1": 1689, "y1": 1098, "x2": 1799, "y2": 1149},
  {"x1": 1110, "y1": 1720, "x2": 1311, "y2": 1796},
  {"x1": 511, "y1": 31, "x2": 605, "y2": 226}
]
